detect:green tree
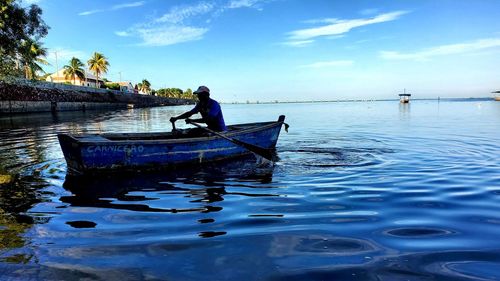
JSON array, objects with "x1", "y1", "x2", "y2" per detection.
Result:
[
  {"x1": 0, "y1": 55, "x2": 22, "y2": 78},
  {"x1": 184, "y1": 88, "x2": 194, "y2": 99},
  {"x1": 156, "y1": 88, "x2": 165, "y2": 97},
  {"x1": 104, "y1": 82, "x2": 120, "y2": 90},
  {"x1": 156, "y1": 88, "x2": 178, "y2": 98},
  {"x1": 63, "y1": 57, "x2": 85, "y2": 85},
  {"x1": 87, "y1": 52, "x2": 109, "y2": 88},
  {"x1": 0, "y1": 1, "x2": 49, "y2": 77},
  {"x1": 19, "y1": 39, "x2": 49, "y2": 79},
  {"x1": 155, "y1": 87, "x2": 196, "y2": 99},
  {"x1": 139, "y1": 79, "x2": 151, "y2": 94}
]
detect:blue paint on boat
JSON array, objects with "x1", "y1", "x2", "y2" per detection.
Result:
[{"x1": 58, "y1": 115, "x2": 286, "y2": 174}]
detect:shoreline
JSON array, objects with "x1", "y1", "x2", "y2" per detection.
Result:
[
  {"x1": 0, "y1": 79, "x2": 194, "y2": 114},
  {"x1": 224, "y1": 97, "x2": 495, "y2": 105}
]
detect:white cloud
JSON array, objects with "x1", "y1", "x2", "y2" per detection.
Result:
[
  {"x1": 282, "y1": 40, "x2": 314, "y2": 47},
  {"x1": 117, "y1": 2, "x2": 213, "y2": 46},
  {"x1": 78, "y1": 9, "x2": 104, "y2": 16},
  {"x1": 302, "y1": 18, "x2": 340, "y2": 24},
  {"x1": 156, "y1": 2, "x2": 214, "y2": 24},
  {"x1": 380, "y1": 38, "x2": 500, "y2": 61},
  {"x1": 79, "y1": 1, "x2": 145, "y2": 16},
  {"x1": 300, "y1": 60, "x2": 354, "y2": 68},
  {"x1": 137, "y1": 26, "x2": 208, "y2": 46},
  {"x1": 286, "y1": 11, "x2": 408, "y2": 45},
  {"x1": 23, "y1": 0, "x2": 42, "y2": 4},
  {"x1": 325, "y1": 34, "x2": 345, "y2": 40},
  {"x1": 115, "y1": 31, "x2": 130, "y2": 37},
  {"x1": 212, "y1": 0, "x2": 269, "y2": 18},
  {"x1": 117, "y1": 0, "x2": 273, "y2": 46},
  {"x1": 227, "y1": 0, "x2": 262, "y2": 9},
  {"x1": 112, "y1": 1, "x2": 145, "y2": 10}
]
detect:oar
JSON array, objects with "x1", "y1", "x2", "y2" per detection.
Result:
[
  {"x1": 188, "y1": 121, "x2": 276, "y2": 161},
  {"x1": 170, "y1": 120, "x2": 177, "y2": 131}
]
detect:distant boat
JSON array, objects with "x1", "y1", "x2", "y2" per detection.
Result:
[
  {"x1": 492, "y1": 91, "x2": 500, "y2": 101},
  {"x1": 399, "y1": 89, "x2": 411, "y2": 103}
]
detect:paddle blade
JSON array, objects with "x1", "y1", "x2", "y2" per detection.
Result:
[{"x1": 234, "y1": 139, "x2": 276, "y2": 162}]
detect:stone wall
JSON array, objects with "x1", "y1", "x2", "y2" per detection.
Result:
[
  {"x1": 0, "y1": 100, "x2": 130, "y2": 113},
  {"x1": 0, "y1": 79, "x2": 194, "y2": 114}
]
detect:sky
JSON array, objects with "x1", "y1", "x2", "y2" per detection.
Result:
[{"x1": 25, "y1": 0, "x2": 500, "y2": 102}]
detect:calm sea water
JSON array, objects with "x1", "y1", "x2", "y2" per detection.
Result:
[{"x1": 0, "y1": 100, "x2": 499, "y2": 280}]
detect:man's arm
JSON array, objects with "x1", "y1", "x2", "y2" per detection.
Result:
[
  {"x1": 170, "y1": 111, "x2": 193, "y2": 122},
  {"x1": 170, "y1": 105, "x2": 199, "y2": 123},
  {"x1": 185, "y1": 117, "x2": 205, "y2": 124}
]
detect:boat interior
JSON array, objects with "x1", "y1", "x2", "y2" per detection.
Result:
[{"x1": 71, "y1": 121, "x2": 276, "y2": 142}]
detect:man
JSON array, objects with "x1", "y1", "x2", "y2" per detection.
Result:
[{"x1": 170, "y1": 86, "x2": 227, "y2": 131}]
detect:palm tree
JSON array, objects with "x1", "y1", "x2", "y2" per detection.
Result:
[
  {"x1": 63, "y1": 57, "x2": 85, "y2": 85},
  {"x1": 20, "y1": 39, "x2": 49, "y2": 79},
  {"x1": 87, "y1": 52, "x2": 109, "y2": 88},
  {"x1": 139, "y1": 79, "x2": 151, "y2": 94},
  {"x1": 184, "y1": 88, "x2": 194, "y2": 99}
]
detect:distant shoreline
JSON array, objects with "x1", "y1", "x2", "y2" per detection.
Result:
[{"x1": 224, "y1": 97, "x2": 494, "y2": 105}]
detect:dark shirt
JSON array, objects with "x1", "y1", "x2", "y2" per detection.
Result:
[{"x1": 189, "y1": 98, "x2": 226, "y2": 131}]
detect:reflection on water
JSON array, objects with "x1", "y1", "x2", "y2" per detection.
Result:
[
  {"x1": 0, "y1": 175, "x2": 46, "y2": 264},
  {"x1": 399, "y1": 102, "x2": 411, "y2": 120},
  {"x1": 0, "y1": 215, "x2": 33, "y2": 264},
  {"x1": 61, "y1": 156, "x2": 276, "y2": 217},
  {"x1": 1, "y1": 101, "x2": 500, "y2": 280}
]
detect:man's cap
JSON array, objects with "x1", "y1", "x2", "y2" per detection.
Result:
[{"x1": 194, "y1": 86, "x2": 210, "y2": 95}]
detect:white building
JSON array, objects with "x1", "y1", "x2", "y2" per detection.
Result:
[
  {"x1": 117, "y1": 81, "x2": 135, "y2": 93},
  {"x1": 46, "y1": 69, "x2": 104, "y2": 88}
]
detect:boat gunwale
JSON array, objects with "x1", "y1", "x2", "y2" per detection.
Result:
[{"x1": 60, "y1": 120, "x2": 284, "y2": 145}]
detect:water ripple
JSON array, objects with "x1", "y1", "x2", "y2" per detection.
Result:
[{"x1": 1, "y1": 101, "x2": 500, "y2": 280}]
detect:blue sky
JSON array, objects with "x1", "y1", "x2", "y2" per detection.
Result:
[{"x1": 27, "y1": 0, "x2": 500, "y2": 102}]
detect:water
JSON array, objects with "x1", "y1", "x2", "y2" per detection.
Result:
[{"x1": 0, "y1": 100, "x2": 499, "y2": 280}]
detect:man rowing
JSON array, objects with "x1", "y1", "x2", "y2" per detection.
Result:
[{"x1": 170, "y1": 86, "x2": 227, "y2": 132}]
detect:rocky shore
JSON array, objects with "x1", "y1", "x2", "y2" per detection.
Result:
[{"x1": 0, "y1": 79, "x2": 193, "y2": 114}]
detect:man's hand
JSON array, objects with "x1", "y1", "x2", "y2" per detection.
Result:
[{"x1": 170, "y1": 117, "x2": 177, "y2": 123}]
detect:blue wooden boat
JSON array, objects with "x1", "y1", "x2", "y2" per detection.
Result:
[{"x1": 58, "y1": 115, "x2": 286, "y2": 174}]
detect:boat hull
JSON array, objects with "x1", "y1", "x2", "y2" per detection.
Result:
[{"x1": 58, "y1": 116, "x2": 286, "y2": 174}]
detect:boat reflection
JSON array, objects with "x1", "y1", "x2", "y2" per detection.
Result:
[{"x1": 61, "y1": 155, "x2": 276, "y2": 214}]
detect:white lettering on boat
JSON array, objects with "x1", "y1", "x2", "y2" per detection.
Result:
[{"x1": 86, "y1": 145, "x2": 145, "y2": 154}]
